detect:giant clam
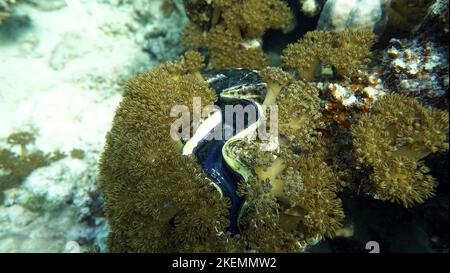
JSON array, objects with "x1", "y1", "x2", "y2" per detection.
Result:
[{"x1": 181, "y1": 69, "x2": 268, "y2": 234}]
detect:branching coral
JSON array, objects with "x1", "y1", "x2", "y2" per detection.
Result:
[
  {"x1": 99, "y1": 51, "x2": 235, "y2": 252},
  {"x1": 182, "y1": 0, "x2": 294, "y2": 69},
  {"x1": 352, "y1": 93, "x2": 449, "y2": 207},
  {"x1": 281, "y1": 28, "x2": 374, "y2": 81}
]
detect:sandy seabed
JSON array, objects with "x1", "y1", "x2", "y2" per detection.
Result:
[{"x1": 0, "y1": 0, "x2": 185, "y2": 252}]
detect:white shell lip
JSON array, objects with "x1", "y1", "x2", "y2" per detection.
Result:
[{"x1": 182, "y1": 110, "x2": 222, "y2": 156}]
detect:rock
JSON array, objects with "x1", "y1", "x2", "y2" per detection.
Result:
[{"x1": 317, "y1": 0, "x2": 391, "y2": 35}]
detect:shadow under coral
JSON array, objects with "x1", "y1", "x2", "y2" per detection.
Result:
[{"x1": 309, "y1": 152, "x2": 449, "y2": 253}]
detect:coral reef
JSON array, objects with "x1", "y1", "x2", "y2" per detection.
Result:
[
  {"x1": 101, "y1": 14, "x2": 449, "y2": 251},
  {"x1": 100, "y1": 45, "x2": 449, "y2": 253},
  {"x1": 181, "y1": 0, "x2": 294, "y2": 69},
  {"x1": 352, "y1": 94, "x2": 449, "y2": 207},
  {"x1": 281, "y1": 28, "x2": 374, "y2": 81},
  {"x1": 99, "y1": 52, "x2": 236, "y2": 252},
  {"x1": 97, "y1": 0, "x2": 449, "y2": 252},
  {"x1": 1, "y1": 0, "x2": 447, "y2": 254},
  {"x1": 0, "y1": 131, "x2": 109, "y2": 252}
]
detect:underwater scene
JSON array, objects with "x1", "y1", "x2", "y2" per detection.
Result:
[{"x1": 0, "y1": 0, "x2": 448, "y2": 253}]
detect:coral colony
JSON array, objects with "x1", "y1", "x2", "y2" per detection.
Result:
[
  {"x1": 98, "y1": 1, "x2": 449, "y2": 252},
  {"x1": 0, "y1": 0, "x2": 448, "y2": 253}
]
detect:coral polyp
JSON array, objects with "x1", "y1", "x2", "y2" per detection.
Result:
[
  {"x1": 282, "y1": 29, "x2": 374, "y2": 81},
  {"x1": 99, "y1": 52, "x2": 233, "y2": 252},
  {"x1": 352, "y1": 94, "x2": 449, "y2": 207},
  {"x1": 100, "y1": 43, "x2": 448, "y2": 251},
  {"x1": 182, "y1": 0, "x2": 294, "y2": 69},
  {"x1": 0, "y1": 0, "x2": 448, "y2": 255}
]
